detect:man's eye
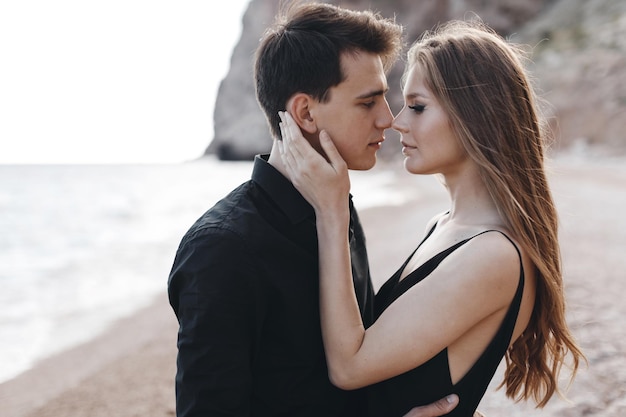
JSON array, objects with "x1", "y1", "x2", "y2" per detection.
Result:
[
  {"x1": 408, "y1": 104, "x2": 425, "y2": 113},
  {"x1": 362, "y1": 101, "x2": 376, "y2": 108}
]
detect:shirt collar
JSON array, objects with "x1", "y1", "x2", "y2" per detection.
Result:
[{"x1": 251, "y1": 154, "x2": 315, "y2": 225}]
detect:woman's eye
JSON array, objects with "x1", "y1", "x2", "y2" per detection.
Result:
[{"x1": 408, "y1": 104, "x2": 425, "y2": 113}]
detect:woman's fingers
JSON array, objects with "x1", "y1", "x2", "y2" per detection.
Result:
[
  {"x1": 280, "y1": 111, "x2": 314, "y2": 161},
  {"x1": 319, "y1": 130, "x2": 346, "y2": 174},
  {"x1": 277, "y1": 121, "x2": 291, "y2": 166},
  {"x1": 275, "y1": 110, "x2": 350, "y2": 213},
  {"x1": 279, "y1": 111, "x2": 329, "y2": 185},
  {"x1": 278, "y1": 112, "x2": 299, "y2": 177}
]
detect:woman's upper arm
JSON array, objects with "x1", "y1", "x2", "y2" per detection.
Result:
[{"x1": 340, "y1": 232, "x2": 522, "y2": 388}]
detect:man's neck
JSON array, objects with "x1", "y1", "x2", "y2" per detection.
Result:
[{"x1": 267, "y1": 141, "x2": 290, "y2": 179}]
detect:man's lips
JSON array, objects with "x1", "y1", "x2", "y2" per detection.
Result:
[{"x1": 369, "y1": 137, "x2": 385, "y2": 147}]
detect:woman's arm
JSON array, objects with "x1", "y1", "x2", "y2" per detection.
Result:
[
  {"x1": 278, "y1": 112, "x2": 520, "y2": 390},
  {"x1": 278, "y1": 112, "x2": 367, "y2": 387}
]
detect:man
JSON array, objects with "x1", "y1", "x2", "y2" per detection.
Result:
[{"x1": 168, "y1": 2, "x2": 460, "y2": 416}]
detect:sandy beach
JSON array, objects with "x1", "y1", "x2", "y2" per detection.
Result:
[{"x1": 2, "y1": 153, "x2": 625, "y2": 417}]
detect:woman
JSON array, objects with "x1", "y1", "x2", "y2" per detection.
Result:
[{"x1": 277, "y1": 19, "x2": 584, "y2": 416}]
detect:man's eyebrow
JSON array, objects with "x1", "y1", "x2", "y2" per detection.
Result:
[{"x1": 356, "y1": 87, "x2": 389, "y2": 100}]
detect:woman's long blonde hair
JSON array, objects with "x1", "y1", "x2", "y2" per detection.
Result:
[{"x1": 406, "y1": 19, "x2": 585, "y2": 407}]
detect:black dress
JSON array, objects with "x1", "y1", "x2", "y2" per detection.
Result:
[{"x1": 367, "y1": 227, "x2": 525, "y2": 417}]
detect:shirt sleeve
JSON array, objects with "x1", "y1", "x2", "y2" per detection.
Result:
[{"x1": 168, "y1": 228, "x2": 261, "y2": 417}]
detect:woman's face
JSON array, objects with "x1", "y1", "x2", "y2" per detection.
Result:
[{"x1": 392, "y1": 66, "x2": 467, "y2": 176}]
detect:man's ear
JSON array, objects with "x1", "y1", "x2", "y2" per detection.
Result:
[{"x1": 286, "y1": 93, "x2": 317, "y2": 134}]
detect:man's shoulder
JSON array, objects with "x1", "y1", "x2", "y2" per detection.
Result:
[
  {"x1": 183, "y1": 185, "x2": 251, "y2": 235},
  {"x1": 178, "y1": 180, "x2": 274, "y2": 248}
]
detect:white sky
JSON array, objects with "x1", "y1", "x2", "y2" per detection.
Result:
[{"x1": 0, "y1": 0, "x2": 251, "y2": 164}]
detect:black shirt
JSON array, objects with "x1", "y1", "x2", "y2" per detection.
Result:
[{"x1": 168, "y1": 155, "x2": 375, "y2": 417}]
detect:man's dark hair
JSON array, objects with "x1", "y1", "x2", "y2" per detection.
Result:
[{"x1": 254, "y1": 1, "x2": 403, "y2": 139}]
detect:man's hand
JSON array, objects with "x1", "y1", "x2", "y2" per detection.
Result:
[
  {"x1": 402, "y1": 394, "x2": 458, "y2": 417},
  {"x1": 402, "y1": 395, "x2": 486, "y2": 417}
]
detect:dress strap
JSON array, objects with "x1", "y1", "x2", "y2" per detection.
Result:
[{"x1": 385, "y1": 230, "x2": 523, "y2": 315}]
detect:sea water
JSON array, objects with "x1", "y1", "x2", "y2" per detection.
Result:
[{"x1": 0, "y1": 157, "x2": 411, "y2": 383}]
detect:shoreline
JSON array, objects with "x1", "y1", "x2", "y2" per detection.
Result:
[
  {"x1": 2, "y1": 154, "x2": 626, "y2": 416},
  {"x1": 0, "y1": 293, "x2": 179, "y2": 417}
]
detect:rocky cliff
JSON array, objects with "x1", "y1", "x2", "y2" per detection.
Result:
[{"x1": 205, "y1": 0, "x2": 626, "y2": 160}]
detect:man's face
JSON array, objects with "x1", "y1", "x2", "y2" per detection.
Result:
[{"x1": 310, "y1": 51, "x2": 393, "y2": 171}]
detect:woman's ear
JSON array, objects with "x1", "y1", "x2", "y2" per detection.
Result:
[{"x1": 286, "y1": 93, "x2": 317, "y2": 134}]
